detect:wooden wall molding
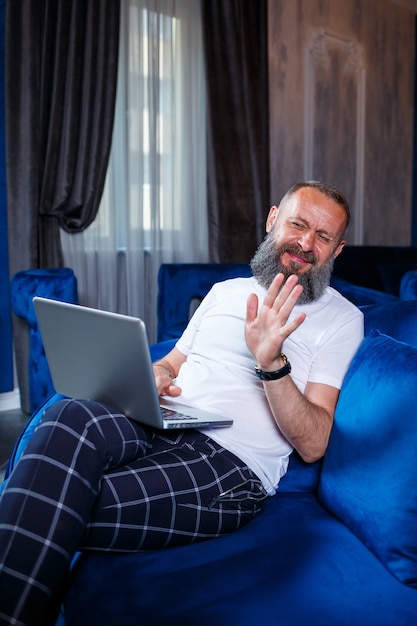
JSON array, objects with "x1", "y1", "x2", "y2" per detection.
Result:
[
  {"x1": 268, "y1": 0, "x2": 414, "y2": 245},
  {"x1": 304, "y1": 29, "x2": 365, "y2": 243}
]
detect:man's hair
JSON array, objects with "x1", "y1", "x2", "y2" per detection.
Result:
[{"x1": 279, "y1": 180, "x2": 351, "y2": 235}]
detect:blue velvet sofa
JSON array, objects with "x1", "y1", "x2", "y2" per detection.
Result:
[{"x1": 4, "y1": 263, "x2": 417, "y2": 625}]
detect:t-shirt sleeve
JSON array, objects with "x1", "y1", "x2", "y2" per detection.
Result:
[{"x1": 306, "y1": 309, "x2": 364, "y2": 389}]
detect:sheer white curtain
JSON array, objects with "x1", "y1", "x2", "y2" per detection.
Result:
[{"x1": 60, "y1": 0, "x2": 207, "y2": 343}]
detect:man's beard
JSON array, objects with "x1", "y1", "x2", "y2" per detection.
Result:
[{"x1": 250, "y1": 233, "x2": 334, "y2": 304}]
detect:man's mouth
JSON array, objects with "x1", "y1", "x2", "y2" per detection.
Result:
[
  {"x1": 281, "y1": 246, "x2": 317, "y2": 268},
  {"x1": 285, "y1": 251, "x2": 311, "y2": 266}
]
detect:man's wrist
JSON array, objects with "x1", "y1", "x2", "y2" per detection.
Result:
[
  {"x1": 254, "y1": 353, "x2": 291, "y2": 381},
  {"x1": 153, "y1": 361, "x2": 175, "y2": 379}
]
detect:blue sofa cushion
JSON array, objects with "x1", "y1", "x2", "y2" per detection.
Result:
[
  {"x1": 361, "y1": 300, "x2": 417, "y2": 348},
  {"x1": 319, "y1": 330, "x2": 417, "y2": 587},
  {"x1": 64, "y1": 491, "x2": 417, "y2": 625},
  {"x1": 277, "y1": 451, "x2": 322, "y2": 493},
  {"x1": 400, "y1": 269, "x2": 417, "y2": 300}
]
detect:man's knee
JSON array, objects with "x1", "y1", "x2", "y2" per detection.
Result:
[{"x1": 42, "y1": 398, "x2": 111, "y2": 434}]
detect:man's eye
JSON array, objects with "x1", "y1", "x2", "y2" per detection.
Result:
[
  {"x1": 291, "y1": 221, "x2": 304, "y2": 229},
  {"x1": 317, "y1": 233, "x2": 332, "y2": 244}
]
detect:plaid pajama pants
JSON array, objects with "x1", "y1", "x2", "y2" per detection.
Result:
[{"x1": 0, "y1": 398, "x2": 267, "y2": 626}]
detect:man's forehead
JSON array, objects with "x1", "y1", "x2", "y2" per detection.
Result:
[
  {"x1": 282, "y1": 189, "x2": 343, "y2": 220},
  {"x1": 284, "y1": 187, "x2": 329, "y2": 208}
]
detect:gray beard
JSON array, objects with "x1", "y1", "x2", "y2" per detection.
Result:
[{"x1": 250, "y1": 233, "x2": 334, "y2": 304}]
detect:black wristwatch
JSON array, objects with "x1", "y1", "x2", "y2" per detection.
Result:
[{"x1": 254, "y1": 353, "x2": 291, "y2": 381}]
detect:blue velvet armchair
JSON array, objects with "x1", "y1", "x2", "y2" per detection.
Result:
[{"x1": 10, "y1": 268, "x2": 78, "y2": 413}]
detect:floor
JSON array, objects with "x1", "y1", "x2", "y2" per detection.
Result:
[{"x1": 0, "y1": 408, "x2": 29, "y2": 481}]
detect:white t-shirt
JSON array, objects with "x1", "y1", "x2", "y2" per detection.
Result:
[{"x1": 170, "y1": 277, "x2": 364, "y2": 495}]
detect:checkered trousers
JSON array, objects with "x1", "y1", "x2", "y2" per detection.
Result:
[{"x1": 0, "y1": 398, "x2": 267, "y2": 626}]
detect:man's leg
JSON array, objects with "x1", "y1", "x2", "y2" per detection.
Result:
[
  {"x1": 83, "y1": 429, "x2": 268, "y2": 552},
  {"x1": 0, "y1": 399, "x2": 153, "y2": 626}
]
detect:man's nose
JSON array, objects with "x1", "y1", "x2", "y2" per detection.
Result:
[{"x1": 297, "y1": 230, "x2": 315, "y2": 250}]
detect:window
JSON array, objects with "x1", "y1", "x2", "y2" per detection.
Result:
[{"x1": 61, "y1": 0, "x2": 207, "y2": 342}]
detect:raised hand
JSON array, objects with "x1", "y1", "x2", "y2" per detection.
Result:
[{"x1": 245, "y1": 273, "x2": 306, "y2": 371}]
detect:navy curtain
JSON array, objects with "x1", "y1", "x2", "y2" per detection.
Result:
[
  {"x1": 6, "y1": 0, "x2": 120, "y2": 272},
  {"x1": 0, "y1": 0, "x2": 12, "y2": 393},
  {"x1": 5, "y1": 0, "x2": 120, "y2": 410},
  {"x1": 202, "y1": 0, "x2": 270, "y2": 263}
]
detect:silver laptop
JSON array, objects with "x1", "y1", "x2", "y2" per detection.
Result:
[{"x1": 33, "y1": 297, "x2": 233, "y2": 430}]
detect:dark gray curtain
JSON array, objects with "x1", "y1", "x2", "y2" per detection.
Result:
[
  {"x1": 202, "y1": 0, "x2": 270, "y2": 263},
  {"x1": 5, "y1": 0, "x2": 120, "y2": 411}
]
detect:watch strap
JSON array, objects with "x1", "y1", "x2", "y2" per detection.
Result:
[{"x1": 254, "y1": 353, "x2": 291, "y2": 381}]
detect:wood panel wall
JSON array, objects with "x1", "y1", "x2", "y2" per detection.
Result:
[{"x1": 268, "y1": 0, "x2": 415, "y2": 244}]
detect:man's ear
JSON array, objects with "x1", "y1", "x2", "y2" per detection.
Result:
[
  {"x1": 266, "y1": 206, "x2": 279, "y2": 233},
  {"x1": 333, "y1": 240, "x2": 346, "y2": 259}
]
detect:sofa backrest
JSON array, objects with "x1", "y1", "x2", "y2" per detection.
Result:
[
  {"x1": 330, "y1": 276, "x2": 398, "y2": 306},
  {"x1": 157, "y1": 263, "x2": 252, "y2": 341},
  {"x1": 157, "y1": 262, "x2": 416, "y2": 342},
  {"x1": 333, "y1": 245, "x2": 417, "y2": 295}
]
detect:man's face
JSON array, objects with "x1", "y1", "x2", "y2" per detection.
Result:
[{"x1": 250, "y1": 188, "x2": 347, "y2": 303}]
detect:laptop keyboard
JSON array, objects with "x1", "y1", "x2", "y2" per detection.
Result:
[{"x1": 160, "y1": 406, "x2": 198, "y2": 421}]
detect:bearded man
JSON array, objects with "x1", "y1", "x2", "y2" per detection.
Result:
[{"x1": 0, "y1": 181, "x2": 364, "y2": 626}]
